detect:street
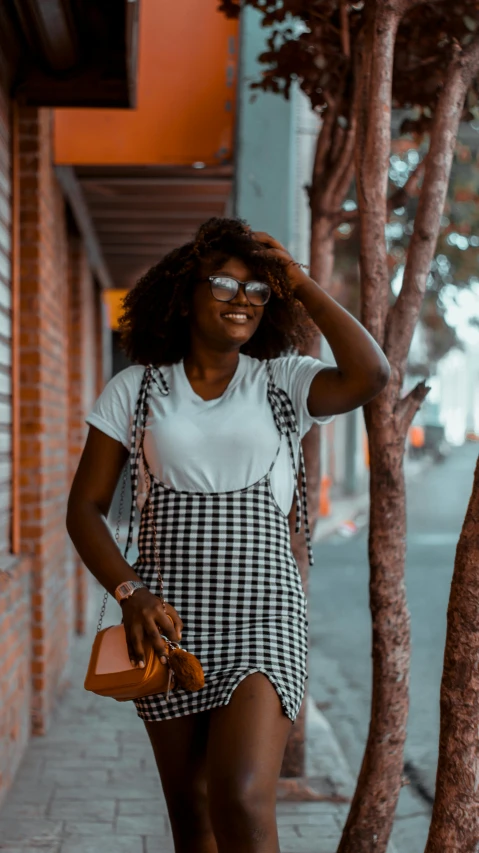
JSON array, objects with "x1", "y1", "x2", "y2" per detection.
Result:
[{"x1": 308, "y1": 441, "x2": 478, "y2": 852}]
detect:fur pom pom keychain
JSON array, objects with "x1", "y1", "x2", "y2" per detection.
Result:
[{"x1": 161, "y1": 615, "x2": 205, "y2": 697}]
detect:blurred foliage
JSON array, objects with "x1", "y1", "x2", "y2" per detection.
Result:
[
  {"x1": 219, "y1": 0, "x2": 479, "y2": 370},
  {"x1": 219, "y1": 1, "x2": 479, "y2": 129},
  {"x1": 334, "y1": 128, "x2": 479, "y2": 371}
]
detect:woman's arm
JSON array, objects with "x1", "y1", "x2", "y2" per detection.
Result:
[
  {"x1": 290, "y1": 271, "x2": 390, "y2": 417},
  {"x1": 66, "y1": 426, "x2": 182, "y2": 663},
  {"x1": 252, "y1": 231, "x2": 391, "y2": 417}
]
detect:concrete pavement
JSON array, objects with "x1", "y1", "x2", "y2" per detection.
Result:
[
  {"x1": 309, "y1": 442, "x2": 479, "y2": 853},
  {"x1": 0, "y1": 449, "x2": 445, "y2": 852},
  {"x1": 0, "y1": 589, "x2": 356, "y2": 853}
]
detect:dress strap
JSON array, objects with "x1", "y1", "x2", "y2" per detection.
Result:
[
  {"x1": 125, "y1": 364, "x2": 170, "y2": 556},
  {"x1": 265, "y1": 360, "x2": 314, "y2": 567}
]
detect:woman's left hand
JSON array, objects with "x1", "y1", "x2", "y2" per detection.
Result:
[{"x1": 251, "y1": 231, "x2": 307, "y2": 290}]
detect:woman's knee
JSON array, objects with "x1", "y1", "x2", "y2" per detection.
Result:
[{"x1": 209, "y1": 775, "x2": 275, "y2": 842}]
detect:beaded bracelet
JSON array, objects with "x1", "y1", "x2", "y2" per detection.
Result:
[{"x1": 286, "y1": 260, "x2": 309, "y2": 270}]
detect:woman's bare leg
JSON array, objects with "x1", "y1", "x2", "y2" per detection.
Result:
[
  {"x1": 144, "y1": 712, "x2": 218, "y2": 853},
  {"x1": 207, "y1": 673, "x2": 292, "y2": 853}
]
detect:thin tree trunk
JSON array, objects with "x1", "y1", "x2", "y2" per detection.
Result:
[
  {"x1": 338, "y1": 4, "x2": 408, "y2": 850},
  {"x1": 338, "y1": 18, "x2": 479, "y2": 853},
  {"x1": 279, "y1": 219, "x2": 326, "y2": 778},
  {"x1": 281, "y1": 109, "x2": 355, "y2": 779},
  {"x1": 338, "y1": 401, "x2": 411, "y2": 850},
  {"x1": 424, "y1": 454, "x2": 479, "y2": 853}
]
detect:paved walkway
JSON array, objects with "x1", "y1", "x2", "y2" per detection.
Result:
[{"x1": 0, "y1": 590, "x2": 355, "y2": 853}]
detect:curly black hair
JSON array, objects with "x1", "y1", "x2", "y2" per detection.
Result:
[{"x1": 118, "y1": 217, "x2": 315, "y2": 365}]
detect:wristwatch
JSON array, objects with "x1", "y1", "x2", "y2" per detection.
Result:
[{"x1": 114, "y1": 580, "x2": 146, "y2": 605}]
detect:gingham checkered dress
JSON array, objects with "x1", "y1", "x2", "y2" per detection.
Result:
[{"x1": 123, "y1": 362, "x2": 314, "y2": 723}]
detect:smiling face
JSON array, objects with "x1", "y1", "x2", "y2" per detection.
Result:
[{"x1": 188, "y1": 256, "x2": 266, "y2": 352}]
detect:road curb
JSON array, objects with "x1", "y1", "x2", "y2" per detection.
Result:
[
  {"x1": 306, "y1": 695, "x2": 355, "y2": 796},
  {"x1": 307, "y1": 697, "x2": 400, "y2": 852}
]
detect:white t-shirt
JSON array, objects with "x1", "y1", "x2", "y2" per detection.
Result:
[{"x1": 85, "y1": 353, "x2": 334, "y2": 517}]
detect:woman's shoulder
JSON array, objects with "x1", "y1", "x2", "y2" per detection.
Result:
[
  {"x1": 102, "y1": 364, "x2": 145, "y2": 398},
  {"x1": 90, "y1": 365, "x2": 146, "y2": 415},
  {"x1": 242, "y1": 352, "x2": 323, "y2": 389}
]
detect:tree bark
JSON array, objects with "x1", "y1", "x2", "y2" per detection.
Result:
[
  {"x1": 281, "y1": 89, "x2": 355, "y2": 779},
  {"x1": 424, "y1": 454, "x2": 479, "y2": 853},
  {"x1": 339, "y1": 20, "x2": 479, "y2": 853},
  {"x1": 386, "y1": 34, "x2": 479, "y2": 386},
  {"x1": 355, "y1": 1, "x2": 400, "y2": 349},
  {"x1": 338, "y1": 5, "x2": 410, "y2": 852}
]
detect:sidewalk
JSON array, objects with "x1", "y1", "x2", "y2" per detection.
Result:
[
  {"x1": 313, "y1": 452, "x2": 435, "y2": 543},
  {"x1": 0, "y1": 452, "x2": 431, "y2": 852},
  {"x1": 0, "y1": 591, "x2": 356, "y2": 853}
]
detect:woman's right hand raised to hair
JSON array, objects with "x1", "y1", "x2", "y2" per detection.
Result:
[{"x1": 121, "y1": 588, "x2": 183, "y2": 668}]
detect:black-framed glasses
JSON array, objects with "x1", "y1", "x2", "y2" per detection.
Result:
[{"x1": 207, "y1": 275, "x2": 271, "y2": 307}]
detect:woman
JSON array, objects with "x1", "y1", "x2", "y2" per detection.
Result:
[{"x1": 66, "y1": 217, "x2": 390, "y2": 853}]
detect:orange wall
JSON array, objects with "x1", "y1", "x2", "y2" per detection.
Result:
[
  {"x1": 102, "y1": 289, "x2": 128, "y2": 331},
  {"x1": 54, "y1": 0, "x2": 238, "y2": 166}
]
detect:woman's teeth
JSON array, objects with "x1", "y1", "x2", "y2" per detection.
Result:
[{"x1": 222, "y1": 313, "x2": 250, "y2": 323}]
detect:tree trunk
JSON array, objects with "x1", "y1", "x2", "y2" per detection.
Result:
[
  {"x1": 280, "y1": 211, "x2": 326, "y2": 778},
  {"x1": 338, "y1": 5, "x2": 409, "y2": 850},
  {"x1": 338, "y1": 18, "x2": 479, "y2": 852},
  {"x1": 338, "y1": 397, "x2": 411, "y2": 851},
  {"x1": 280, "y1": 98, "x2": 355, "y2": 773},
  {"x1": 424, "y1": 454, "x2": 479, "y2": 853}
]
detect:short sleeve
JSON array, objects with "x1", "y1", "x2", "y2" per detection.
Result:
[
  {"x1": 268, "y1": 354, "x2": 335, "y2": 438},
  {"x1": 85, "y1": 365, "x2": 144, "y2": 450}
]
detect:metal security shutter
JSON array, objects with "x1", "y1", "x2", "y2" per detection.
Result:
[{"x1": 0, "y1": 77, "x2": 12, "y2": 558}]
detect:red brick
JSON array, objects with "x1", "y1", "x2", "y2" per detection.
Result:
[{"x1": 1, "y1": 89, "x2": 105, "y2": 804}]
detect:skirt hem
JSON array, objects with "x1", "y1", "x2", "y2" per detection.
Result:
[{"x1": 134, "y1": 666, "x2": 304, "y2": 724}]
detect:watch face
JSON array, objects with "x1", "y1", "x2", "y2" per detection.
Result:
[
  {"x1": 116, "y1": 582, "x2": 133, "y2": 601},
  {"x1": 115, "y1": 581, "x2": 144, "y2": 604}
]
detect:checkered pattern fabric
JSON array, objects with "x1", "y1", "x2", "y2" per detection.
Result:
[{"x1": 124, "y1": 363, "x2": 314, "y2": 723}]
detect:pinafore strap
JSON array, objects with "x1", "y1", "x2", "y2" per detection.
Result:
[
  {"x1": 126, "y1": 365, "x2": 169, "y2": 558},
  {"x1": 125, "y1": 360, "x2": 314, "y2": 568},
  {"x1": 265, "y1": 361, "x2": 314, "y2": 567}
]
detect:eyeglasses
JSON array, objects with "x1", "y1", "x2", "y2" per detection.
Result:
[{"x1": 207, "y1": 275, "x2": 271, "y2": 307}]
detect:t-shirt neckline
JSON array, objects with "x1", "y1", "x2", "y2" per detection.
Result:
[{"x1": 179, "y1": 354, "x2": 244, "y2": 404}]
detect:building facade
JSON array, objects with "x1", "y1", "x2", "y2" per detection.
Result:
[{"x1": 0, "y1": 1, "x2": 138, "y2": 801}]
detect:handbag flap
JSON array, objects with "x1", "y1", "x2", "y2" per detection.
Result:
[
  {"x1": 84, "y1": 623, "x2": 171, "y2": 697},
  {"x1": 94, "y1": 625, "x2": 134, "y2": 675}
]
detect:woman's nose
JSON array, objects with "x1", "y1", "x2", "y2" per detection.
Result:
[{"x1": 233, "y1": 283, "x2": 250, "y2": 303}]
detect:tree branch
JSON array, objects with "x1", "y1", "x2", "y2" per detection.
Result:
[
  {"x1": 385, "y1": 33, "x2": 479, "y2": 378},
  {"x1": 340, "y1": 0, "x2": 351, "y2": 59},
  {"x1": 394, "y1": 380, "x2": 430, "y2": 436},
  {"x1": 387, "y1": 158, "x2": 425, "y2": 212},
  {"x1": 311, "y1": 98, "x2": 337, "y2": 190},
  {"x1": 355, "y1": 2, "x2": 402, "y2": 348},
  {"x1": 328, "y1": 80, "x2": 358, "y2": 204},
  {"x1": 331, "y1": 157, "x2": 425, "y2": 229}
]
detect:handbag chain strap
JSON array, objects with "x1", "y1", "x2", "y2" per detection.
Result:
[
  {"x1": 97, "y1": 460, "x2": 129, "y2": 633},
  {"x1": 139, "y1": 430, "x2": 167, "y2": 610},
  {"x1": 96, "y1": 432, "x2": 166, "y2": 633}
]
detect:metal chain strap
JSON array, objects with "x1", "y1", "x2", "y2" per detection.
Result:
[
  {"x1": 141, "y1": 439, "x2": 167, "y2": 613},
  {"x1": 97, "y1": 460, "x2": 129, "y2": 633},
  {"x1": 96, "y1": 430, "x2": 166, "y2": 632}
]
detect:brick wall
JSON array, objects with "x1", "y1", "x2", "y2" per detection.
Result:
[
  {"x1": 18, "y1": 107, "x2": 74, "y2": 734},
  {"x1": 67, "y1": 234, "x2": 99, "y2": 635},
  {"x1": 0, "y1": 95, "x2": 105, "y2": 803},
  {"x1": 0, "y1": 58, "x2": 33, "y2": 801},
  {"x1": 0, "y1": 43, "x2": 12, "y2": 556}
]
